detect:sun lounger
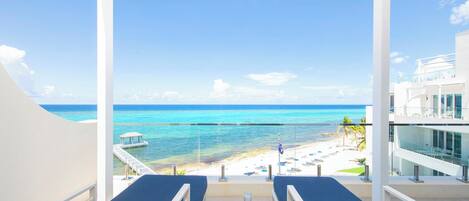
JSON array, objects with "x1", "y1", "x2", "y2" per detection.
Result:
[
  {"x1": 112, "y1": 175, "x2": 207, "y2": 201},
  {"x1": 272, "y1": 176, "x2": 361, "y2": 201}
]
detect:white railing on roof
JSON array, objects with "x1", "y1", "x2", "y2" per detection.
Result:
[{"x1": 413, "y1": 53, "x2": 456, "y2": 83}]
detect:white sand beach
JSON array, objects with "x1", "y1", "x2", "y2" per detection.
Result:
[{"x1": 185, "y1": 135, "x2": 368, "y2": 176}]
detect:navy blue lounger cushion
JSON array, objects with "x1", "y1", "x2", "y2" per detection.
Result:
[
  {"x1": 112, "y1": 175, "x2": 207, "y2": 201},
  {"x1": 274, "y1": 176, "x2": 361, "y2": 201}
]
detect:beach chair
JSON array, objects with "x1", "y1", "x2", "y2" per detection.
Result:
[
  {"x1": 112, "y1": 175, "x2": 208, "y2": 201},
  {"x1": 272, "y1": 176, "x2": 361, "y2": 201}
]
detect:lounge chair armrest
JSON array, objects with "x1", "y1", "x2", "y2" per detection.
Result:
[
  {"x1": 272, "y1": 189, "x2": 279, "y2": 201},
  {"x1": 287, "y1": 185, "x2": 303, "y2": 201},
  {"x1": 383, "y1": 185, "x2": 415, "y2": 201},
  {"x1": 172, "y1": 183, "x2": 190, "y2": 201}
]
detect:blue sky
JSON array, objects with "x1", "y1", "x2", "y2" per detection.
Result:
[{"x1": 0, "y1": 0, "x2": 468, "y2": 104}]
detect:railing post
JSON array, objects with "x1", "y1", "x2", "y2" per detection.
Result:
[
  {"x1": 124, "y1": 164, "x2": 129, "y2": 180},
  {"x1": 266, "y1": 164, "x2": 273, "y2": 181},
  {"x1": 457, "y1": 165, "x2": 468, "y2": 183},
  {"x1": 361, "y1": 165, "x2": 371, "y2": 182},
  {"x1": 219, "y1": 164, "x2": 227, "y2": 182},
  {"x1": 317, "y1": 165, "x2": 321, "y2": 177},
  {"x1": 409, "y1": 165, "x2": 423, "y2": 183},
  {"x1": 173, "y1": 164, "x2": 177, "y2": 176}
]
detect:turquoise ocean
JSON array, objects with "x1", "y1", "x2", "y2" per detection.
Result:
[{"x1": 42, "y1": 105, "x2": 366, "y2": 173}]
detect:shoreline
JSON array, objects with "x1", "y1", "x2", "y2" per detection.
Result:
[{"x1": 154, "y1": 133, "x2": 367, "y2": 176}]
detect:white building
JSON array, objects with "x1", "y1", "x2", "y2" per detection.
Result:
[{"x1": 368, "y1": 31, "x2": 469, "y2": 177}]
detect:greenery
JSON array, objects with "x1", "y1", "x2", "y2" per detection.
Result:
[
  {"x1": 338, "y1": 116, "x2": 366, "y2": 150},
  {"x1": 352, "y1": 117, "x2": 367, "y2": 151},
  {"x1": 176, "y1": 169, "x2": 186, "y2": 175},
  {"x1": 353, "y1": 157, "x2": 367, "y2": 166},
  {"x1": 339, "y1": 116, "x2": 353, "y2": 146},
  {"x1": 338, "y1": 166, "x2": 365, "y2": 176}
]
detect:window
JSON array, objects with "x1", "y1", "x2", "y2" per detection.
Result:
[
  {"x1": 438, "y1": 131, "x2": 445, "y2": 149},
  {"x1": 432, "y1": 130, "x2": 438, "y2": 148},
  {"x1": 389, "y1": 124, "x2": 394, "y2": 142},
  {"x1": 433, "y1": 94, "x2": 462, "y2": 119},
  {"x1": 455, "y1": 94, "x2": 462, "y2": 119},
  {"x1": 446, "y1": 95, "x2": 453, "y2": 113},
  {"x1": 433, "y1": 170, "x2": 446, "y2": 176},
  {"x1": 454, "y1": 133, "x2": 462, "y2": 159},
  {"x1": 441, "y1": 96, "x2": 445, "y2": 115},
  {"x1": 446, "y1": 132, "x2": 453, "y2": 151},
  {"x1": 390, "y1": 95, "x2": 395, "y2": 113}
]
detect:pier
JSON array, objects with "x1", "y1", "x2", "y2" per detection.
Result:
[{"x1": 113, "y1": 145, "x2": 155, "y2": 175}]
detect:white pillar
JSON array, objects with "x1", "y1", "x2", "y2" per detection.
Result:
[
  {"x1": 438, "y1": 85, "x2": 442, "y2": 118},
  {"x1": 372, "y1": 0, "x2": 390, "y2": 200},
  {"x1": 97, "y1": 0, "x2": 113, "y2": 200}
]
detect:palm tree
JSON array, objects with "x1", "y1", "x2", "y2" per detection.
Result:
[
  {"x1": 339, "y1": 116, "x2": 353, "y2": 146},
  {"x1": 353, "y1": 117, "x2": 366, "y2": 151}
]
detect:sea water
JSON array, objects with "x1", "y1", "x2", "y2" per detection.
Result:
[{"x1": 42, "y1": 105, "x2": 366, "y2": 173}]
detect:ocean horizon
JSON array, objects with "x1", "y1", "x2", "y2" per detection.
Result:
[{"x1": 42, "y1": 104, "x2": 366, "y2": 173}]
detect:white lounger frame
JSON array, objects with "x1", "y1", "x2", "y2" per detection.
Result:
[
  {"x1": 272, "y1": 185, "x2": 303, "y2": 201},
  {"x1": 172, "y1": 184, "x2": 190, "y2": 201},
  {"x1": 383, "y1": 185, "x2": 415, "y2": 201}
]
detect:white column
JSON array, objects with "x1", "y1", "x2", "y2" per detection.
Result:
[
  {"x1": 97, "y1": 0, "x2": 113, "y2": 200},
  {"x1": 372, "y1": 0, "x2": 390, "y2": 200},
  {"x1": 438, "y1": 86, "x2": 442, "y2": 118}
]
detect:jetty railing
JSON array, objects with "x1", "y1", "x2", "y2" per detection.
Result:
[{"x1": 113, "y1": 144, "x2": 155, "y2": 175}]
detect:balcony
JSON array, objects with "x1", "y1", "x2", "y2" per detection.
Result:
[
  {"x1": 398, "y1": 142, "x2": 467, "y2": 167},
  {"x1": 393, "y1": 106, "x2": 467, "y2": 123}
]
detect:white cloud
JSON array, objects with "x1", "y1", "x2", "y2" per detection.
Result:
[
  {"x1": 450, "y1": 0, "x2": 469, "y2": 24},
  {"x1": 233, "y1": 87, "x2": 286, "y2": 99},
  {"x1": 301, "y1": 85, "x2": 349, "y2": 91},
  {"x1": 302, "y1": 84, "x2": 371, "y2": 101},
  {"x1": 0, "y1": 45, "x2": 39, "y2": 96},
  {"x1": 162, "y1": 91, "x2": 182, "y2": 99},
  {"x1": 210, "y1": 79, "x2": 232, "y2": 98},
  {"x1": 0, "y1": 45, "x2": 26, "y2": 65},
  {"x1": 246, "y1": 72, "x2": 297, "y2": 86},
  {"x1": 209, "y1": 79, "x2": 290, "y2": 102},
  {"x1": 0, "y1": 45, "x2": 76, "y2": 101},
  {"x1": 41, "y1": 85, "x2": 56, "y2": 96},
  {"x1": 390, "y1": 51, "x2": 409, "y2": 64},
  {"x1": 390, "y1": 51, "x2": 399, "y2": 58}
]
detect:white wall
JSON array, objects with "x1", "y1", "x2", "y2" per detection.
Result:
[
  {"x1": 0, "y1": 64, "x2": 97, "y2": 201},
  {"x1": 456, "y1": 31, "x2": 469, "y2": 114}
]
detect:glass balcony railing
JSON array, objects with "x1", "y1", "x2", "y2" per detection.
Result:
[
  {"x1": 112, "y1": 123, "x2": 370, "y2": 177},
  {"x1": 393, "y1": 106, "x2": 467, "y2": 120},
  {"x1": 112, "y1": 122, "x2": 468, "y2": 178},
  {"x1": 399, "y1": 141, "x2": 467, "y2": 166}
]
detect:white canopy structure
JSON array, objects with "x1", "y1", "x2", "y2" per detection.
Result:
[{"x1": 119, "y1": 132, "x2": 148, "y2": 149}]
